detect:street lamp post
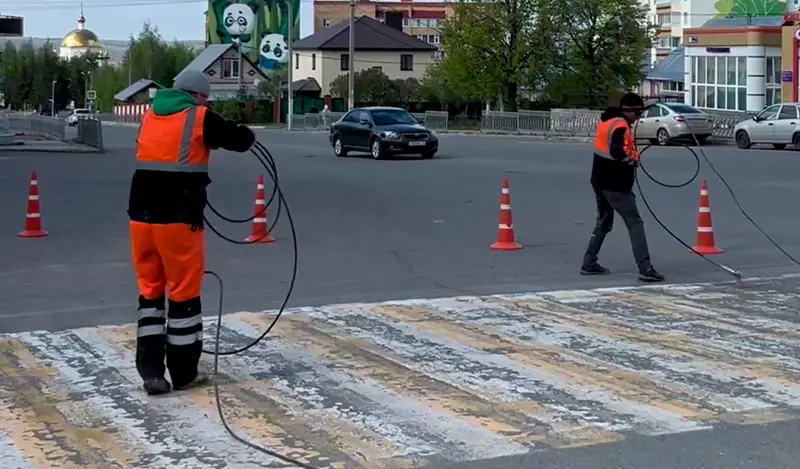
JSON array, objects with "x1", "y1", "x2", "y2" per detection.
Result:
[{"x1": 50, "y1": 80, "x2": 57, "y2": 117}]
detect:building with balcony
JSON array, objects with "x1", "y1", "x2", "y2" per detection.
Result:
[
  {"x1": 644, "y1": 0, "x2": 717, "y2": 65},
  {"x1": 313, "y1": 0, "x2": 449, "y2": 50}
]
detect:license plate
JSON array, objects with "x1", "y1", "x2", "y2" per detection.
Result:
[{"x1": 408, "y1": 140, "x2": 425, "y2": 146}]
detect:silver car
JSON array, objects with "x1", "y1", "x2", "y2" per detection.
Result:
[
  {"x1": 635, "y1": 103, "x2": 714, "y2": 145},
  {"x1": 733, "y1": 103, "x2": 800, "y2": 149}
]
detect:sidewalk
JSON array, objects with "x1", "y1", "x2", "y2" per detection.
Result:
[{"x1": 0, "y1": 134, "x2": 100, "y2": 153}]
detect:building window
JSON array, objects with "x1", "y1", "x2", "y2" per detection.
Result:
[
  {"x1": 433, "y1": 34, "x2": 440, "y2": 44},
  {"x1": 323, "y1": 18, "x2": 330, "y2": 27},
  {"x1": 295, "y1": 53, "x2": 299, "y2": 69},
  {"x1": 683, "y1": 12, "x2": 688, "y2": 24},
  {"x1": 766, "y1": 57, "x2": 782, "y2": 106},
  {"x1": 222, "y1": 58, "x2": 239, "y2": 79},
  {"x1": 403, "y1": 18, "x2": 409, "y2": 27},
  {"x1": 400, "y1": 54, "x2": 413, "y2": 71},
  {"x1": 312, "y1": 53, "x2": 316, "y2": 71},
  {"x1": 340, "y1": 53, "x2": 349, "y2": 71},
  {"x1": 671, "y1": 36, "x2": 680, "y2": 48},
  {"x1": 656, "y1": 13, "x2": 670, "y2": 26},
  {"x1": 691, "y1": 55, "x2": 747, "y2": 111}
]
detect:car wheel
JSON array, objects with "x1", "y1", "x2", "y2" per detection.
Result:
[
  {"x1": 773, "y1": 143, "x2": 787, "y2": 150},
  {"x1": 793, "y1": 132, "x2": 800, "y2": 149},
  {"x1": 371, "y1": 138, "x2": 384, "y2": 160},
  {"x1": 333, "y1": 136, "x2": 347, "y2": 157},
  {"x1": 656, "y1": 128, "x2": 669, "y2": 146},
  {"x1": 421, "y1": 151, "x2": 436, "y2": 159},
  {"x1": 735, "y1": 130, "x2": 751, "y2": 149}
]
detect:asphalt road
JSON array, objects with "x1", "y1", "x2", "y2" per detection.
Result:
[{"x1": 2, "y1": 127, "x2": 800, "y2": 469}]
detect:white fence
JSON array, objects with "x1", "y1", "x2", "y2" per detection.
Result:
[
  {"x1": 1, "y1": 113, "x2": 67, "y2": 140},
  {"x1": 287, "y1": 111, "x2": 451, "y2": 132}
]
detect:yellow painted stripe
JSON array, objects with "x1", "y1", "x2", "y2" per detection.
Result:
[
  {"x1": 372, "y1": 304, "x2": 714, "y2": 423},
  {"x1": 242, "y1": 313, "x2": 555, "y2": 446},
  {"x1": 605, "y1": 292, "x2": 800, "y2": 394},
  {"x1": 0, "y1": 337, "x2": 137, "y2": 469},
  {"x1": 97, "y1": 325, "x2": 406, "y2": 469}
]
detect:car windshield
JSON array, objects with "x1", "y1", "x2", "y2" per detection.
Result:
[
  {"x1": 370, "y1": 109, "x2": 418, "y2": 126},
  {"x1": 664, "y1": 104, "x2": 701, "y2": 114},
  {"x1": 75, "y1": 109, "x2": 89, "y2": 114}
]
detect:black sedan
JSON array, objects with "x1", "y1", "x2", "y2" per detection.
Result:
[{"x1": 329, "y1": 107, "x2": 439, "y2": 159}]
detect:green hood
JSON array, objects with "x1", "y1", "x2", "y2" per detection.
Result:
[{"x1": 150, "y1": 88, "x2": 198, "y2": 116}]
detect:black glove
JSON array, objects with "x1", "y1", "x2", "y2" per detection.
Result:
[{"x1": 238, "y1": 124, "x2": 256, "y2": 151}]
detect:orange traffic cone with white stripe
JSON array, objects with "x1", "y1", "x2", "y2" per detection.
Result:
[
  {"x1": 244, "y1": 175, "x2": 275, "y2": 244},
  {"x1": 490, "y1": 177, "x2": 521, "y2": 251},
  {"x1": 18, "y1": 171, "x2": 48, "y2": 238},
  {"x1": 691, "y1": 179, "x2": 722, "y2": 255}
]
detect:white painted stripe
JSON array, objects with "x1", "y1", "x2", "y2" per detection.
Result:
[
  {"x1": 255, "y1": 200, "x2": 266, "y2": 205},
  {"x1": 500, "y1": 204, "x2": 511, "y2": 210},
  {"x1": 26, "y1": 213, "x2": 40, "y2": 218},
  {"x1": 0, "y1": 434, "x2": 34, "y2": 469},
  {"x1": 309, "y1": 305, "x2": 704, "y2": 436},
  {"x1": 698, "y1": 207, "x2": 710, "y2": 213},
  {"x1": 257, "y1": 184, "x2": 265, "y2": 189},
  {"x1": 501, "y1": 188, "x2": 509, "y2": 194},
  {"x1": 252, "y1": 217, "x2": 267, "y2": 224},
  {"x1": 27, "y1": 195, "x2": 39, "y2": 201},
  {"x1": 223, "y1": 318, "x2": 528, "y2": 461},
  {"x1": 498, "y1": 224, "x2": 512, "y2": 229},
  {"x1": 29, "y1": 180, "x2": 38, "y2": 186},
  {"x1": 700, "y1": 190, "x2": 708, "y2": 195},
  {"x1": 697, "y1": 227, "x2": 713, "y2": 232}
]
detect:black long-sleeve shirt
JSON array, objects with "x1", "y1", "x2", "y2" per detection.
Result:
[
  {"x1": 590, "y1": 108, "x2": 635, "y2": 193},
  {"x1": 128, "y1": 109, "x2": 256, "y2": 227}
]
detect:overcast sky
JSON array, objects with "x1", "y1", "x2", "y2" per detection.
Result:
[{"x1": 2, "y1": 0, "x2": 315, "y2": 41}]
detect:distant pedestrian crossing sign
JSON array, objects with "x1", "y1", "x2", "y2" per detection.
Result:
[{"x1": 87, "y1": 90, "x2": 96, "y2": 101}]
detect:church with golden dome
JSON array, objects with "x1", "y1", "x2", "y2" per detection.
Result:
[{"x1": 59, "y1": 6, "x2": 108, "y2": 62}]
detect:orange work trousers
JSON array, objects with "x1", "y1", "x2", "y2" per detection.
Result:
[{"x1": 129, "y1": 221, "x2": 204, "y2": 302}]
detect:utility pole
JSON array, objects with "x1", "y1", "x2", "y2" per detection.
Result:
[
  {"x1": 347, "y1": 0, "x2": 355, "y2": 110},
  {"x1": 51, "y1": 80, "x2": 56, "y2": 116},
  {"x1": 287, "y1": 0, "x2": 294, "y2": 130},
  {"x1": 237, "y1": 37, "x2": 243, "y2": 92}
]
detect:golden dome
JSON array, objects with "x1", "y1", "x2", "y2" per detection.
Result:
[{"x1": 61, "y1": 29, "x2": 101, "y2": 48}]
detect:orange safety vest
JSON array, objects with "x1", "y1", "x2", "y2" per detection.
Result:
[
  {"x1": 593, "y1": 117, "x2": 635, "y2": 161},
  {"x1": 136, "y1": 106, "x2": 210, "y2": 172}
]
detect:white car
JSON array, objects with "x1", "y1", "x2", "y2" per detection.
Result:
[
  {"x1": 67, "y1": 108, "x2": 92, "y2": 126},
  {"x1": 733, "y1": 102, "x2": 800, "y2": 149}
]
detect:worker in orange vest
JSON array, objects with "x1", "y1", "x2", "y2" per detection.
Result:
[
  {"x1": 129, "y1": 69, "x2": 256, "y2": 395},
  {"x1": 581, "y1": 93, "x2": 665, "y2": 283}
]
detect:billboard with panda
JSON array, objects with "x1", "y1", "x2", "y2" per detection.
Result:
[{"x1": 206, "y1": 0, "x2": 300, "y2": 71}]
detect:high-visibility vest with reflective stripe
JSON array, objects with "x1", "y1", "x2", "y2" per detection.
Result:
[
  {"x1": 593, "y1": 117, "x2": 634, "y2": 161},
  {"x1": 135, "y1": 106, "x2": 209, "y2": 172}
]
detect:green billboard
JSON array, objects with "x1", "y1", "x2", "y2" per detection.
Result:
[{"x1": 206, "y1": 0, "x2": 300, "y2": 71}]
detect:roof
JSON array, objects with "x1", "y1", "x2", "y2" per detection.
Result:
[
  {"x1": 647, "y1": 46, "x2": 684, "y2": 82},
  {"x1": 293, "y1": 16, "x2": 437, "y2": 51},
  {"x1": 178, "y1": 43, "x2": 268, "y2": 82},
  {"x1": 181, "y1": 44, "x2": 236, "y2": 74},
  {"x1": 113, "y1": 79, "x2": 163, "y2": 102},
  {"x1": 62, "y1": 29, "x2": 101, "y2": 48},
  {"x1": 281, "y1": 77, "x2": 322, "y2": 93},
  {"x1": 698, "y1": 15, "x2": 784, "y2": 28}
]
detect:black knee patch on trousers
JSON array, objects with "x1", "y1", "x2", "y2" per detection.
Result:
[{"x1": 166, "y1": 297, "x2": 203, "y2": 388}]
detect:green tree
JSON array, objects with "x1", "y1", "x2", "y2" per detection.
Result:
[
  {"x1": 258, "y1": 65, "x2": 289, "y2": 98},
  {"x1": 434, "y1": 0, "x2": 558, "y2": 111},
  {"x1": 329, "y1": 68, "x2": 399, "y2": 104},
  {"x1": 551, "y1": 0, "x2": 652, "y2": 108},
  {"x1": 393, "y1": 78, "x2": 421, "y2": 106}
]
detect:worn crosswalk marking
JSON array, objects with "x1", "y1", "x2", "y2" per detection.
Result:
[{"x1": 2, "y1": 275, "x2": 800, "y2": 468}]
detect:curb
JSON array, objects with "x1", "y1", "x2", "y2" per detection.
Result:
[{"x1": 0, "y1": 145, "x2": 102, "y2": 153}]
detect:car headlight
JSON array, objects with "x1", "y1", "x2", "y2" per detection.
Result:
[{"x1": 382, "y1": 131, "x2": 401, "y2": 140}]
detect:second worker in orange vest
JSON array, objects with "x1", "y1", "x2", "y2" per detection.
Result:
[
  {"x1": 129, "y1": 69, "x2": 256, "y2": 395},
  {"x1": 581, "y1": 93, "x2": 665, "y2": 283}
]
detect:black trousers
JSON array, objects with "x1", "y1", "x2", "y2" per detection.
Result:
[
  {"x1": 136, "y1": 295, "x2": 203, "y2": 388},
  {"x1": 583, "y1": 186, "x2": 654, "y2": 273}
]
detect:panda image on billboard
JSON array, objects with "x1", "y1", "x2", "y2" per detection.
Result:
[
  {"x1": 260, "y1": 33, "x2": 289, "y2": 71},
  {"x1": 223, "y1": 4, "x2": 255, "y2": 37}
]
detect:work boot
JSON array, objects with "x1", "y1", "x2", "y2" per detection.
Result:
[
  {"x1": 639, "y1": 267, "x2": 665, "y2": 283},
  {"x1": 173, "y1": 372, "x2": 210, "y2": 391},
  {"x1": 580, "y1": 263, "x2": 610, "y2": 276},
  {"x1": 143, "y1": 377, "x2": 172, "y2": 396}
]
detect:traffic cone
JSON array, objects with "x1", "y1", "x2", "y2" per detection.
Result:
[
  {"x1": 18, "y1": 171, "x2": 49, "y2": 238},
  {"x1": 691, "y1": 179, "x2": 722, "y2": 255},
  {"x1": 490, "y1": 177, "x2": 521, "y2": 251},
  {"x1": 244, "y1": 175, "x2": 275, "y2": 244}
]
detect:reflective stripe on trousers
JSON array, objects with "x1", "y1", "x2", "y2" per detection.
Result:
[
  {"x1": 137, "y1": 307, "x2": 166, "y2": 338},
  {"x1": 167, "y1": 313, "x2": 203, "y2": 346}
]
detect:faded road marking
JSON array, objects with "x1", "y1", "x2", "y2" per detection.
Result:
[{"x1": 2, "y1": 276, "x2": 800, "y2": 468}]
